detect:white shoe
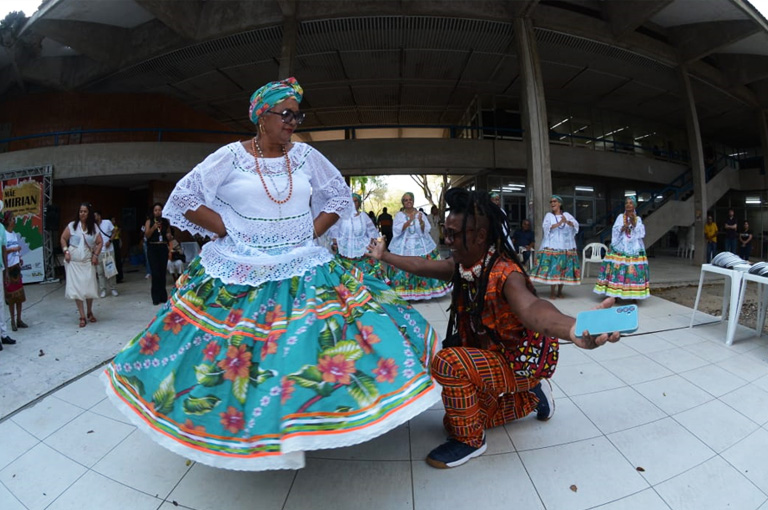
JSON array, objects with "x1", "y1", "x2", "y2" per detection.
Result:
[
  {"x1": 99, "y1": 290, "x2": 106, "y2": 298},
  {"x1": 111, "y1": 290, "x2": 118, "y2": 297}
]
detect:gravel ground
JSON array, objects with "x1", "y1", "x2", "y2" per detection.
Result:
[{"x1": 654, "y1": 282, "x2": 765, "y2": 332}]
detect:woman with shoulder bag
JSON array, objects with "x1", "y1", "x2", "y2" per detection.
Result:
[{"x1": 60, "y1": 203, "x2": 102, "y2": 327}]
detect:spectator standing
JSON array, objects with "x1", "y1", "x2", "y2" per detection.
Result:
[
  {"x1": 94, "y1": 210, "x2": 118, "y2": 297},
  {"x1": 111, "y1": 216, "x2": 124, "y2": 283},
  {"x1": 377, "y1": 207, "x2": 393, "y2": 246},
  {"x1": 704, "y1": 215, "x2": 718, "y2": 263},
  {"x1": 3, "y1": 211, "x2": 27, "y2": 331},
  {"x1": 145, "y1": 203, "x2": 172, "y2": 305},
  {"x1": 739, "y1": 220, "x2": 753, "y2": 261},
  {"x1": 428, "y1": 205, "x2": 443, "y2": 246},
  {"x1": 724, "y1": 208, "x2": 738, "y2": 254},
  {"x1": 0, "y1": 202, "x2": 19, "y2": 347},
  {"x1": 529, "y1": 195, "x2": 581, "y2": 299},
  {"x1": 61, "y1": 202, "x2": 102, "y2": 327},
  {"x1": 512, "y1": 219, "x2": 535, "y2": 266}
]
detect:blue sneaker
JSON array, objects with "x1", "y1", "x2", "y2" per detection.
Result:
[
  {"x1": 531, "y1": 380, "x2": 555, "y2": 421},
  {"x1": 426, "y1": 437, "x2": 487, "y2": 469}
]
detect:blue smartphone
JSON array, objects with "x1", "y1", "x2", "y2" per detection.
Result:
[{"x1": 574, "y1": 305, "x2": 638, "y2": 336}]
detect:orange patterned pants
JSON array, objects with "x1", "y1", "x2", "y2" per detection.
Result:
[{"x1": 431, "y1": 347, "x2": 541, "y2": 448}]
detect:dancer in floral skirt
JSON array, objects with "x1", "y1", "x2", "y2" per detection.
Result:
[
  {"x1": 594, "y1": 195, "x2": 650, "y2": 300},
  {"x1": 529, "y1": 195, "x2": 581, "y2": 299},
  {"x1": 327, "y1": 193, "x2": 388, "y2": 281},
  {"x1": 102, "y1": 78, "x2": 441, "y2": 471},
  {"x1": 387, "y1": 192, "x2": 451, "y2": 300}
]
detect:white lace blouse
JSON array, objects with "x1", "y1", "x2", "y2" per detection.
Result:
[
  {"x1": 388, "y1": 211, "x2": 436, "y2": 257},
  {"x1": 610, "y1": 213, "x2": 646, "y2": 255},
  {"x1": 328, "y1": 212, "x2": 379, "y2": 258},
  {"x1": 163, "y1": 141, "x2": 354, "y2": 286},
  {"x1": 540, "y1": 212, "x2": 579, "y2": 250}
]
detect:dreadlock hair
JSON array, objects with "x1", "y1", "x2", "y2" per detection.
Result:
[{"x1": 444, "y1": 188, "x2": 533, "y2": 340}]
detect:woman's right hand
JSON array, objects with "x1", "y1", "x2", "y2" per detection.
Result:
[
  {"x1": 64, "y1": 251, "x2": 71, "y2": 263},
  {"x1": 367, "y1": 239, "x2": 386, "y2": 260}
]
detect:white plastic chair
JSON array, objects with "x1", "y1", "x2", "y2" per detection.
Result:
[{"x1": 581, "y1": 242, "x2": 608, "y2": 278}]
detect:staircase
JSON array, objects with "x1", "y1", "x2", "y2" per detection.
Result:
[{"x1": 643, "y1": 163, "x2": 738, "y2": 248}]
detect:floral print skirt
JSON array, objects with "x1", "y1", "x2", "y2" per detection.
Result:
[
  {"x1": 529, "y1": 248, "x2": 581, "y2": 285},
  {"x1": 102, "y1": 257, "x2": 440, "y2": 471},
  {"x1": 593, "y1": 248, "x2": 650, "y2": 299},
  {"x1": 385, "y1": 249, "x2": 452, "y2": 301},
  {"x1": 335, "y1": 254, "x2": 390, "y2": 284}
]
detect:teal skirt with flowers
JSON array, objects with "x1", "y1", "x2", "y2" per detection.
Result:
[
  {"x1": 335, "y1": 254, "x2": 390, "y2": 284},
  {"x1": 386, "y1": 249, "x2": 452, "y2": 301},
  {"x1": 102, "y1": 257, "x2": 440, "y2": 471},
  {"x1": 529, "y1": 247, "x2": 581, "y2": 285}
]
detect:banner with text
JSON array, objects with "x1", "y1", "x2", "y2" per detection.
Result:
[{"x1": 2, "y1": 177, "x2": 44, "y2": 283}]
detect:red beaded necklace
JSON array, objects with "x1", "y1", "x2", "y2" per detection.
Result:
[{"x1": 251, "y1": 137, "x2": 293, "y2": 205}]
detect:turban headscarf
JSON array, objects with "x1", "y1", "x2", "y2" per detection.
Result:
[
  {"x1": 352, "y1": 193, "x2": 362, "y2": 202},
  {"x1": 626, "y1": 195, "x2": 637, "y2": 207},
  {"x1": 248, "y1": 77, "x2": 303, "y2": 125},
  {"x1": 489, "y1": 192, "x2": 500, "y2": 199},
  {"x1": 401, "y1": 192, "x2": 415, "y2": 204},
  {"x1": 551, "y1": 195, "x2": 563, "y2": 204}
]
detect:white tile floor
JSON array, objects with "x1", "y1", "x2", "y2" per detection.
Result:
[{"x1": 2, "y1": 283, "x2": 768, "y2": 509}]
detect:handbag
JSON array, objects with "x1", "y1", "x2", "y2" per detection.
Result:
[
  {"x1": 102, "y1": 251, "x2": 118, "y2": 279},
  {"x1": 171, "y1": 251, "x2": 186, "y2": 263}
]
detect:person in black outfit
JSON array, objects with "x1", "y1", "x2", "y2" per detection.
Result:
[
  {"x1": 739, "y1": 220, "x2": 753, "y2": 261},
  {"x1": 377, "y1": 207, "x2": 393, "y2": 247},
  {"x1": 724, "y1": 208, "x2": 738, "y2": 254},
  {"x1": 145, "y1": 202, "x2": 172, "y2": 305},
  {"x1": 512, "y1": 219, "x2": 535, "y2": 265}
]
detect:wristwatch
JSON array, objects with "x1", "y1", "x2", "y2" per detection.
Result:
[{"x1": 63, "y1": 248, "x2": 69, "y2": 253}]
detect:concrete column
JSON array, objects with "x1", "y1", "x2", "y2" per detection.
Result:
[
  {"x1": 678, "y1": 65, "x2": 707, "y2": 265},
  {"x1": 759, "y1": 110, "x2": 768, "y2": 189},
  {"x1": 514, "y1": 18, "x2": 552, "y2": 250},
  {"x1": 278, "y1": 1, "x2": 297, "y2": 79}
]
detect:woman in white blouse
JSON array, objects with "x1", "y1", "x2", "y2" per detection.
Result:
[
  {"x1": 529, "y1": 195, "x2": 581, "y2": 299},
  {"x1": 101, "y1": 78, "x2": 440, "y2": 472}
]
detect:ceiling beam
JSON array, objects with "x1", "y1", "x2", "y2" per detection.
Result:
[
  {"x1": 669, "y1": 20, "x2": 761, "y2": 64},
  {"x1": 603, "y1": 0, "x2": 674, "y2": 39},
  {"x1": 714, "y1": 54, "x2": 768, "y2": 86},
  {"x1": 32, "y1": 19, "x2": 128, "y2": 64},
  {"x1": 134, "y1": 0, "x2": 204, "y2": 40}
]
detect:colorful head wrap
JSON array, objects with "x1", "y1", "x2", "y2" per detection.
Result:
[
  {"x1": 489, "y1": 192, "x2": 500, "y2": 199},
  {"x1": 352, "y1": 193, "x2": 361, "y2": 202},
  {"x1": 626, "y1": 195, "x2": 637, "y2": 207},
  {"x1": 248, "y1": 77, "x2": 303, "y2": 125},
  {"x1": 551, "y1": 195, "x2": 563, "y2": 204},
  {"x1": 401, "y1": 192, "x2": 415, "y2": 204}
]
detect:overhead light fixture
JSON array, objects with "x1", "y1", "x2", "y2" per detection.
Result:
[
  {"x1": 634, "y1": 132, "x2": 656, "y2": 141},
  {"x1": 549, "y1": 116, "x2": 572, "y2": 130},
  {"x1": 746, "y1": 197, "x2": 761, "y2": 204},
  {"x1": 575, "y1": 186, "x2": 594, "y2": 192},
  {"x1": 507, "y1": 183, "x2": 525, "y2": 188},
  {"x1": 624, "y1": 190, "x2": 636, "y2": 197}
]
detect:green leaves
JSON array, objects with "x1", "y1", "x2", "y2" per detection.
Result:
[
  {"x1": 122, "y1": 375, "x2": 145, "y2": 397},
  {"x1": 232, "y1": 376, "x2": 249, "y2": 404},
  {"x1": 288, "y1": 366, "x2": 334, "y2": 397},
  {"x1": 290, "y1": 276, "x2": 301, "y2": 298},
  {"x1": 318, "y1": 320, "x2": 341, "y2": 351},
  {"x1": 347, "y1": 372, "x2": 379, "y2": 406},
  {"x1": 322, "y1": 340, "x2": 363, "y2": 361},
  {"x1": 195, "y1": 363, "x2": 223, "y2": 387},
  {"x1": 152, "y1": 372, "x2": 176, "y2": 415},
  {"x1": 182, "y1": 395, "x2": 221, "y2": 415},
  {"x1": 249, "y1": 363, "x2": 276, "y2": 387},
  {"x1": 215, "y1": 287, "x2": 237, "y2": 308}
]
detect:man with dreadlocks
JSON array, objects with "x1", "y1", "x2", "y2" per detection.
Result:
[{"x1": 368, "y1": 188, "x2": 620, "y2": 469}]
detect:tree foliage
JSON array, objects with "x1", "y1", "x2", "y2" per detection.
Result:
[{"x1": 408, "y1": 174, "x2": 451, "y2": 214}]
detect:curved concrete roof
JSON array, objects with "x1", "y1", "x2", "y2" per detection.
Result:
[{"x1": 1, "y1": 0, "x2": 767, "y2": 146}]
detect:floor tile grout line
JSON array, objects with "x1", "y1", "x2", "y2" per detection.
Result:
[
  {"x1": 715, "y1": 427, "x2": 768, "y2": 500},
  {"x1": 0, "y1": 477, "x2": 29, "y2": 510},
  {"x1": 1, "y1": 360, "x2": 113, "y2": 423}
]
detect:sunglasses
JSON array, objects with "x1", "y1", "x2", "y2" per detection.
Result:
[{"x1": 264, "y1": 109, "x2": 306, "y2": 125}]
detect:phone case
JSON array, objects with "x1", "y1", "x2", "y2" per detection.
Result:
[{"x1": 574, "y1": 305, "x2": 638, "y2": 336}]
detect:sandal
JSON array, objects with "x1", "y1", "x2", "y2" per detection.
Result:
[
  {"x1": 87, "y1": 313, "x2": 97, "y2": 323},
  {"x1": 79, "y1": 316, "x2": 86, "y2": 328}
]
